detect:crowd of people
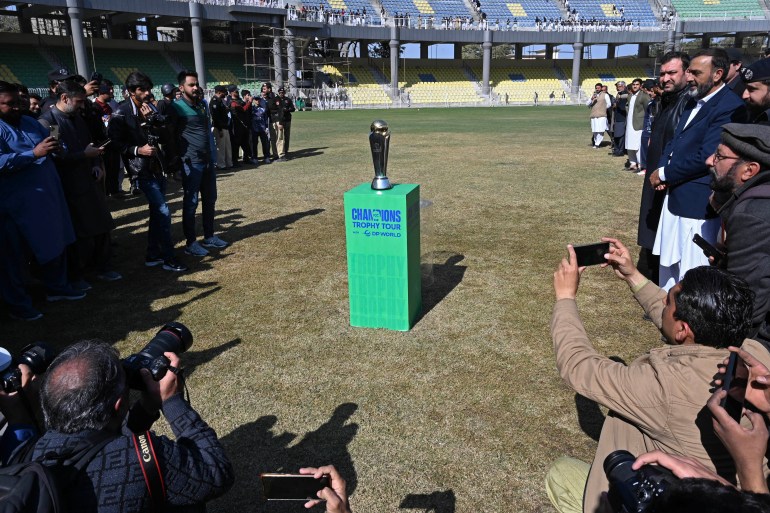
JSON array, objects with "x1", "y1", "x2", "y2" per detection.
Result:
[
  {"x1": 547, "y1": 47, "x2": 770, "y2": 512},
  {"x1": 0, "y1": 67, "x2": 297, "y2": 322}
]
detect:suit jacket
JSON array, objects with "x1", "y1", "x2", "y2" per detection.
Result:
[
  {"x1": 662, "y1": 85, "x2": 746, "y2": 219},
  {"x1": 631, "y1": 91, "x2": 650, "y2": 131},
  {"x1": 551, "y1": 282, "x2": 734, "y2": 513}
]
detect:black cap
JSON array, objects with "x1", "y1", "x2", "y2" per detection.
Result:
[
  {"x1": 742, "y1": 57, "x2": 770, "y2": 83},
  {"x1": 227, "y1": 84, "x2": 238, "y2": 93},
  {"x1": 214, "y1": 85, "x2": 227, "y2": 93},
  {"x1": 642, "y1": 78, "x2": 657, "y2": 90},
  {"x1": 721, "y1": 123, "x2": 770, "y2": 170},
  {"x1": 725, "y1": 47, "x2": 743, "y2": 64},
  {"x1": 48, "y1": 67, "x2": 76, "y2": 82},
  {"x1": 278, "y1": 86, "x2": 285, "y2": 93}
]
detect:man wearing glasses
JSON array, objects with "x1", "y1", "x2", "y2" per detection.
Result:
[{"x1": 709, "y1": 123, "x2": 770, "y2": 349}]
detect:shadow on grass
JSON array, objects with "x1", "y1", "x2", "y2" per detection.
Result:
[
  {"x1": 574, "y1": 393, "x2": 605, "y2": 442},
  {"x1": 419, "y1": 252, "x2": 467, "y2": 320},
  {"x1": 223, "y1": 208, "x2": 326, "y2": 244},
  {"x1": 220, "y1": 402, "x2": 358, "y2": 510},
  {"x1": 182, "y1": 338, "x2": 242, "y2": 380},
  {"x1": 400, "y1": 490, "x2": 456, "y2": 513}
]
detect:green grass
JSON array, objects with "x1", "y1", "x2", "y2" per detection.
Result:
[{"x1": 3, "y1": 106, "x2": 661, "y2": 512}]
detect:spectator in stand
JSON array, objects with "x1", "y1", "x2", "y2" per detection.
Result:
[
  {"x1": 0, "y1": 81, "x2": 84, "y2": 321},
  {"x1": 209, "y1": 85, "x2": 232, "y2": 170},
  {"x1": 39, "y1": 80, "x2": 120, "y2": 291},
  {"x1": 250, "y1": 84, "x2": 272, "y2": 164},
  {"x1": 227, "y1": 85, "x2": 252, "y2": 166}
]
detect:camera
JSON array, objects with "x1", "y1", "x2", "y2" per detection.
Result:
[
  {"x1": 141, "y1": 112, "x2": 168, "y2": 129},
  {"x1": 604, "y1": 450, "x2": 676, "y2": 513},
  {"x1": 0, "y1": 343, "x2": 57, "y2": 393},
  {"x1": 122, "y1": 322, "x2": 193, "y2": 390}
]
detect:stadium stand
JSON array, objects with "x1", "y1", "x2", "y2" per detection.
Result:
[
  {"x1": 576, "y1": 59, "x2": 653, "y2": 96},
  {"x1": 477, "y1": 60, "x2": 567, "y2": 102},
  {"x1": 669, "y1": 0, "x2": 766, "y2": 18},
  {"x1": 379, "y1": 0, "x2": 475, "y2": 23},
  {"x1": 567, "y1": 0, "x2": 658, "y2": 25},
  {"x1": 478, "y1": 0, "x2": 564, "y2": 27},
  {"x1": 319, "y1": 63, "x2": 392, "y2": 105},
  {"x1": 385, "y1": 60, "x2": 483, "y2": 104},
  {"x1": 0, "y1": 47, "x2": 58, "y2": 87},
  {"x1": 315, "y1": 0, "x2": 383, "y2": 22}
]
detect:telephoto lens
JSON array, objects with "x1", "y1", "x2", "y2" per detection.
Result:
[
  {"x1": 122, "y1": 322, "x2": 193, "y2": 390},
  {"x1": 0, "y1": 343, "x2": 57, "y2": 393},
  {"x1": 604, "y1": 450, "x2": 676, "y2": 513}
]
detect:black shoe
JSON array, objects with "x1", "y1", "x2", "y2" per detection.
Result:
[
  {"x1": 162, "y1": 259, "x2": 188, "y2": 272},
  {"x1": 145, "y1": 257, "x2": 164, "y2": 267}
]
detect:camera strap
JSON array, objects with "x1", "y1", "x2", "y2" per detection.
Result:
[{"x1": 132, "y1": 431, "x2": 166, "y2": 511}]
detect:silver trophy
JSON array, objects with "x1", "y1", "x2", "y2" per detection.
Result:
[{"x1": 369, "y1": 119, "x2": 393, "y2": 190}]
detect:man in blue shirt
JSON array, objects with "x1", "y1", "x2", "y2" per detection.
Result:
[{"x1": 0, "y1": 81, "x2": 85, "y2": 321}]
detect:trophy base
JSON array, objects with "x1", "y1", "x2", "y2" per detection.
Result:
[{"x1": 371, "y1": 176, "x2": 393, "y2": 190}]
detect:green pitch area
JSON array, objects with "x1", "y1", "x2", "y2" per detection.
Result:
[{"x1": 5, "y1": 106, "x2": 662, "y2": 512}]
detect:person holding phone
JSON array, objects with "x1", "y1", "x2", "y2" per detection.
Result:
[
  {"x1": 299, "y1": 465, "x2": 353, "y2": 513},
  {"x1": 706, "y1": 341, "x2": 770, "y2": 495},
  {"x1": 549, "y1": 238, "x2": 755, "y2": 513}
]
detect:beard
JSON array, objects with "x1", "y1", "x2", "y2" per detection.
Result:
[
  {"x1": 689, "y1": 77, "x2": 715, "y2": 99},
  {"x1": 709, "y1": 165, "x2": 738, "y2": 208}
]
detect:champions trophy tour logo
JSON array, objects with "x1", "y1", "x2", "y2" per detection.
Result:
[{"x1": 370, "y1": 119, "x2": 393, "y2": 191}]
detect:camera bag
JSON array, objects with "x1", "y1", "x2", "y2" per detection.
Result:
[{"x1": 0, "y1": 431, "x2": 116, "y2": 513}]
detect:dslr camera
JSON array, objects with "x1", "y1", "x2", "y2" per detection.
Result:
[
  {"x1": 122, "y1": 322, "x2": 193, "y2": 390},
  {"x1": 0, "y1": 343, "x2": 57, "y2": 393},
  {"x1": 604, "y1": 450, "x2": 677, "y2": 513}
]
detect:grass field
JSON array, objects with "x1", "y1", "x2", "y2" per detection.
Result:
[{"x1": 3, "y1": 106, "x2": 663, "y2": 512}]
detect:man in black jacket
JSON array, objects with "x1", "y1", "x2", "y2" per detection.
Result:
[
  {"x1": 636, "y1": 51, "x2": 691, "y2": 284},
  {"x1": 709, "y1": 123, "x2": 770, "y2": 348},
  {"x1": 227, "y1": 85, "x2": 252, "y2": 166},
  {"x1": 271, "y1": 86, "x2": 296, "y2": 161},
  {"x1": 108, "y1": 71, "x2": 187, "y2": 272},
  {"x1": 209, "y1": 85, "x2": 232, "y2": 169},
  {"x1": 17, "y1": 338, "x2": 234, "y2": 513}
]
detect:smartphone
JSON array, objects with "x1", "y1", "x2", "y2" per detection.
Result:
[
  {"x1": 49, "y1": 125, "x2": 59, "y2": 141},
  {"x1": 692, "y1": 234, "x2": 724, "y2": 265},
  {"x1": 260, "y1": 473, "x2": 330, "y2": 501},
  {"x1": 720, "y1": 352, "x2": 747, "y2": 422},
  {"x1": 572, "y1": 242, "x2": 610, "y2": 267}
]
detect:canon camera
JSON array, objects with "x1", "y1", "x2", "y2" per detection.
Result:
[
  {"x1": 604, "y1": 450, "x2": 677, "y2": 513},
  {"x1": 122, "y1": 322, "x2": 193, "y2": 390},
  {"x1": 0, "y1": 343, "x2": 57, "y2": 393}
]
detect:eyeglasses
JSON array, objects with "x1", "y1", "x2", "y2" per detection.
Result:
[{"x1": 712, "y1": 152, "x2": 743, "y2": 164}]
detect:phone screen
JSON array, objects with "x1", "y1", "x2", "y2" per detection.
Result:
[
  {"x1": 720, "y1": 352, "x2": 747, "y2": 422},
  {"x1": 260, "y1": 474, "x2": 330, "y2": 501},
  {"x1": 572, "y1": 242, "x2": 610, "y2": 267}
]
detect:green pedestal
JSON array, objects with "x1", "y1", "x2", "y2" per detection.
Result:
[{"x1": 344, "y1": 183, "x2": 421, "y2": 330}]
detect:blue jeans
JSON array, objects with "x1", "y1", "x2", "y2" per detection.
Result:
[
  {"x1": 182, "y1": 160, "x2": 217, "y2": 245},
  {"x1": 138, "y1": 176, "x2": 174, "y2": 261}
]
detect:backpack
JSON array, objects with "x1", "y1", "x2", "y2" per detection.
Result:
[{"x1": 0, "y1": 431, "x2": 116, "y2": 513}]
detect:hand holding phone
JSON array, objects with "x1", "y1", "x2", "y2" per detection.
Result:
[
  {"x1": 260, "y1": 473, "x2": 330, "y2": 501},
  {"x1": 720, "y1": 352, "x2": 747, "y2": 422},
  {"x1": 692, "y1": 234, "x2": 724, "y2": 265},
  {"x1": 572, "y1": 242, "x2": 610, "y2": 267}
]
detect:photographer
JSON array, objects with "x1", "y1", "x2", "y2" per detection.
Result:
[
  {"x1": 550, "y1": 238, "x2": 754, "y2": 513},
  {"x1": 109, "y1": 71, "x2": 187, "y2": 272},
  {"x1": 13, "y1": 338, "x2": 234, "y2": 512}
]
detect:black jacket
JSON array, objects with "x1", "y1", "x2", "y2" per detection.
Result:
[
  {"x1": 718, "y1": 171, "x2": 770, "y2": 347},
  {"x1": 209, "y1": 95, "x2": 230, "y2": 130},
  {"x1": 108, "y1": 100, "x2": 169, "y2": 180}
]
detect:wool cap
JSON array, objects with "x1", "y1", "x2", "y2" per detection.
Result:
[
  {"x1": 721, "y1": 123, "x2": 770, "y2": 170},
  {"x1": 741, "y1": 58, "x2": 770, "y2": 83}
]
